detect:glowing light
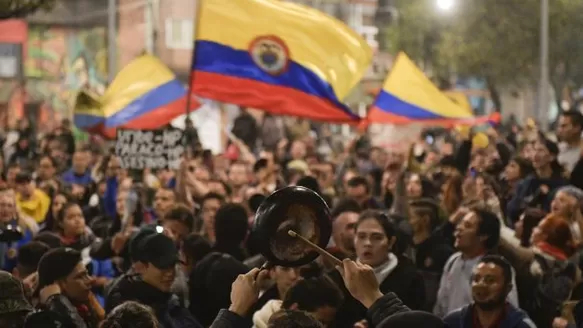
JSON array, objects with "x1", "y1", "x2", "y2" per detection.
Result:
[{"x1": 437, "y1": 0, "x2": 455, "y2": 11}]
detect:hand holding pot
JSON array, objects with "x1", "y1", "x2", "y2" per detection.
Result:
[{"x1": 229, "y1": 268, "x2": 269, "y2": 316}]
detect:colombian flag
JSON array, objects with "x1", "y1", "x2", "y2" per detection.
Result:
[
  {"x1": 190, "y1": 0, "x2": 372, "y2": 123},
  {"x1": 368, "y1": 52, "x2": 486, "y2": 125},
  {"x1": 74, "y1": 55, "x2": 198, "y2": 138},
  {"x1": 444, "y1": 91, "x2": 473, "y2": 116}
]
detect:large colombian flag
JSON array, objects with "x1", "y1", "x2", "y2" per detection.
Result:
[
  {"x1": 190, "y1": 0, "x2": 372, "y2": 123},
  {"x1": 368, "y1": 52, "x2": 480, "y2": 125},
  {"x1": 74, "y1": 55, "x2": 199, "y2": 138}
]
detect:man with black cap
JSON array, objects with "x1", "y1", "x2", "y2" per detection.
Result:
[
  {"x1": 37, "y1": 247, "x2": 99, "y2": 328},
  {"x1": 102, "y1": 224, "x2": 158, "y2": 300},
  {"x1": 0, "y1": 270, "x2": 33, "y2": 327},
  {"x1": 106, "y1": 232, "x2": 203, "y2": 328}
]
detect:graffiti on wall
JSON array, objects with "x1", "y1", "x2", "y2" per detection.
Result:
[{"x1": 24, "y1": 26, "x2": 108, "y2": 118}]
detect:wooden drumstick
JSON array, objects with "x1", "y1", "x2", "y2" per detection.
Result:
[{"x1": 288, "y1": 230, "x2": 342, "y2": 266}]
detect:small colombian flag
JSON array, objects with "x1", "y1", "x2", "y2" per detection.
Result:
[{"x1": 74, "y1": 55, "x2": 198, "y2": 138}]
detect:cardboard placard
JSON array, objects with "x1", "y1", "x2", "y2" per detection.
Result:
[{"x1": 115, "y1": 128, "x2": 184, "y2": 170}]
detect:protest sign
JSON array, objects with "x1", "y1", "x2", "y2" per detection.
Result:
[
  {"x1": 369, "y1": 123, "x2": 422, "y2": 154},
  {"x1": 115, "y1": 128, "x2": 184, "y2": 170}
]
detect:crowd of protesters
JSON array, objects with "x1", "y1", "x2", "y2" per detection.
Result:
[{"x1": 2, "y1": 109, "x2": 583, "y2": 328}]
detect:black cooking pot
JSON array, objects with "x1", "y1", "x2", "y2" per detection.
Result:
[{"x1": 253, "y1": 186, "x2": 332, "y2": 267}]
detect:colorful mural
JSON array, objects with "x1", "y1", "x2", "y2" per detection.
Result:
[{"x1": 24, "y1": 26, "x2": 108, "y2": 118}]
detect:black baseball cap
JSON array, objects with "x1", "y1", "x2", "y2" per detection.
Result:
[
  {"x1": 128, "y1": 224, "x2": 158, "y2": 263},
  {"x1": 139, "y1": 233, "x2": 182, "y2": 270}
]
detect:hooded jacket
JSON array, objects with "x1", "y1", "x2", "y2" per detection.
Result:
[
  {"x1": 189, "y1": 252, "x2": 249, "y2": 327},
  {"x1": 105, "y1": 273, "x2": 202, "y2": 328},
  {"x1": 329, "y1": 254, "x2": 426, "y2": 328},
  {"x1": 444, "y1": 303, "x2": 536, "y2": 328}
]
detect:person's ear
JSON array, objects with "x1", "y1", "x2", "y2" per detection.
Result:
[
  {"x1": 133, "y1": 262, "x2": 147, "y2": 274},
  {"x1": 288, "y1": 303, "x2": 299, "y2": 310},
  {"x1": 268, "y1": 267, "x2": 277, "y2": 280}
]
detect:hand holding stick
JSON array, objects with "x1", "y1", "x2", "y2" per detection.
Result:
[{"x1": 287, "y1": 230, "x2": 342, "y2": 266}]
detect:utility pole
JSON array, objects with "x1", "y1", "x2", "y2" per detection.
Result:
[
  {"x1": 538, "y1": 0, "x2": 549, "y2": 130},
  {"x1": 107, "y1": 0, "x2": 117, "y2": 82},
  {"x1": 145, "y1": 0, "x2": 155, "y2": 55}
]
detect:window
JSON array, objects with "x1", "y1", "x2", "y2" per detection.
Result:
[
  {"x1": 354, "y1": 25, "x2": 378, "y2": 49},
  {"x1": 0, "y1": 43, "x2": 21, "y2": 78},
  {"x1": 165, "y1": 19, "x2": 193, "y2": 50}
]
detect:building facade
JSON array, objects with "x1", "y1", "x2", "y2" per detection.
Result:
[
  {"x1": 0, "y1": 0, "x2": 109, "y2": 129},
  {"x1": 0, "y1": 0, "x2": 391, "y2": 128}
]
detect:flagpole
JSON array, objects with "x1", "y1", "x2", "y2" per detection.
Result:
[{"x1": 186, "y1": 0, "x2": 202, "y2": 115}]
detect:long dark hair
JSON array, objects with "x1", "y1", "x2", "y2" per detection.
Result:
[
  {"x1": 511, "y1": 156, "x2": 535, "y2": 179},
  {"x1": 43, "y1": 191, "x2": 71, "y2": 233}
]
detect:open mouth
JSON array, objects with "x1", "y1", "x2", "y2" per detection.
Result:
[{"x1": 473, "y1": 292, "x2": 489, "y2": 301}]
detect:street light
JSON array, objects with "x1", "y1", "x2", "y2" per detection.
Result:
[
  {"x1": 538, "y1": 0, "x2": 550, "y2": 130},
  {"x1": 436, "y1": 0, "x2": 455, "y2": 12}
]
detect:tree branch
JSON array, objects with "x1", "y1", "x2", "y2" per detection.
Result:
[{"x1": 0, "y1": 0, "x2": 56, "y2": 19}]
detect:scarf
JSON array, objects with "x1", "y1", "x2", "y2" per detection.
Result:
[
  {"x1": 358, "y1": 253, "x2": 398, "y2": 283},
  {"x1": 536, "y1": 241, "x2": 568, "y2": 261}
]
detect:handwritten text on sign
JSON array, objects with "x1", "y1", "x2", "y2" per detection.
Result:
[{"x1": 115, "y1": 129, "x2": 184, "y2": 170}]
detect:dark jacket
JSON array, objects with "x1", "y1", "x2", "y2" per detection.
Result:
[
  {"x1": 367, "y1": 292, "x2": 446, "y2": 328},
  {"x1": 105, "y1": 273, "x2": 202, "y2": 328},
  {"x1": 570, "y1": 299, "x2": 583, "y2": 328},
  {"x1": 43, "y1": 294, "x2": 100, "y2": 328},
  {"x1": 210, "y1": 309, "x2": 253, "y2": 328},
  {"x1": 412, "y1": 234, "x2": 454, "y2": 312},
  {"x1": 208, "y1": 292, "x2": 443, "y2": 328},
  {"x1": 444, "y1": 303, "x2": 536, "y2": 328},
  {"x1": 246, "y1": 284, "x2": 279, "y2": 322},
  {"x1": 506, "y1": 174, "x2": 568, "y2": 223},
  {"x1": 328, "y1": 256, "x2": 426, "y2": 328},
  {"x1": 189, "y1": 252, "x2": 249, "y2": 327}
]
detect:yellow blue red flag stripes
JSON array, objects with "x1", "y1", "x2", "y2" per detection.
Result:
[
  {"x1": 444, "y1": 91, "x2": 473, "y2": 115},
  {"x1": 190, "y1": 0, "x2": 372, "y2": 123},
  {"x1": 74, "y1": 55, "x2": 199, "y2": 138},
  {"x1": 368, "y1": 52, "x2": 477, "y2": 125}
]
